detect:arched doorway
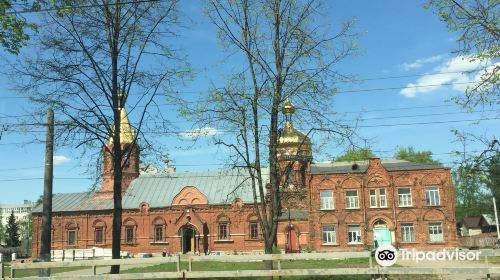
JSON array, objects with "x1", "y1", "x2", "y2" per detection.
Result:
[
  {"x1": 285, "y1": 226, "x2": 300, "y2": 253},
  {"x1": 372, "y1": 219, "x2": 391, "y2": 247},
  {"x1": 179, "y1": 225, "x2": 198, "y2": 254}
]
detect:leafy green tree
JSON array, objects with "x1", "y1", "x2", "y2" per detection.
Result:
[
  {"x1": 0, "y1": 1, "x2": 37, "y2": 54},
  {"x1": 426, "y1": 0, "x2": 499, "y2": 108},
  {"x1": 486, "y1": 154, "x2": 500, "y2": 203},
  {"x1": 453, "y1": 165, "x2": 491, "y2": 222},
  {"x1": 394, "y1": 146, "x2": 442, "y2": 165},
  {"x1": 335, "y1": 148, "x2": 375, "y2": 162},
  {"x1": 5, "y1": 212, "x2": 20, "y2": 247},
  {"x1": 0, "y1": 218, "x2": 5, "y2": 245}
]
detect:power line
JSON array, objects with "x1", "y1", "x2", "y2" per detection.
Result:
[
  {"x1": 1, "y1": 116, "x2": 497, "y2": 135},
  {"x1": 2, "y1": 108, "x2": 497, "y2": 127},
  {"x1": 0, "y1": 80, "x2": 479, "y2": 101}
]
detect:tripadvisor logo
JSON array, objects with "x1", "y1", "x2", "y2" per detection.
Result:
[
  {"x1": 374, "y1": 245, "x2": 482, "y2": 266},
  {"x1": 375, "y1": 244, "x2": 398, "y2": 267}
]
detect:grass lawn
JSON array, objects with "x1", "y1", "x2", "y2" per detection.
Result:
[
  {"x1": 121, "y1": 258, "x2": 373, "y2": 280},
  {"x1": 2, "y1": 263, "x2": 89, "y2": 278}
]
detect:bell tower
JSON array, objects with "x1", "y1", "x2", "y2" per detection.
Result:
[
  {"x1": 101, "y1": 105, "x2": 140, "y2": 193},
  {"x1": 277, "y1": 98, "x2": 312, "y2": 196}
]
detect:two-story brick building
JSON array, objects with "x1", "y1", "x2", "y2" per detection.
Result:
[{"x1": 31, "y1": 99, "x2": 457, "y2": 258}]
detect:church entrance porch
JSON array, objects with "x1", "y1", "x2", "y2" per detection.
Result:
[{"x1": 180, "y1": 226, "x2": 198, "y2": 254}]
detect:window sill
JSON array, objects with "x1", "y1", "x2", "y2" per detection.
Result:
[
  {"x1": 321, "y1": 243, "x2": 339, "y2": 246},
  {"x1": 398, "y1": 205, "x2": 413, "y2": 208},
  {"x1": 369, "y1": 207, "x2": 388, "y2": 209},
  {"x1": 214, "y1": 240, "x2": 234, "y2": 244},
  {"x1": 244, "y1": 238, "x2": 262, "y2": 241},
  {"x1": 428, "y1": 241, "x2": 445, "y2": 244},
  {"x1": 400, "y1": 241, "x2": 417, "y2": 244},
  {"x1": 345, "y1": 208, "x2": 360, "y2": 210},
  {"x1": 122, "y1": 243, "x2": 138, "y2": 246},
  {"x1": 347, "y1": 242, "x2": 363, "y2": 245},
  {"x1": 150, "y1": 241, "x2": 169, "y2": 245},
  {"x1": 320, "y1": 208, "x2": 335, "y2": 211},
  {"x1": 426, "y1": 205, "x2": 441, "y2": 207}
]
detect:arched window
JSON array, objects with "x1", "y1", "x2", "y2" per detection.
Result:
[
  {"x1": 152, "y1": 217, "x2": 166, "y2": 243},
  {"x1": 65, "y1": 221, "x2": 78, "y2": 247},
  {"x1": 123, "y1": 218, "x2": 137, "y2": 245},
  {"x1": 93, "y1": 220, "x2": 106, "y2": 245},
  {"x1": 217, "y1": 216, "x2": 230, "y2": 240}
]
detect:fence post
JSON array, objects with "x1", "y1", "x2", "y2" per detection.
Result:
[
  {"x1": 10, "y1": 265, "x2": 15, "y2": 279},
  {"x1": 176, "y1": 255, "x2": 180, "y2": 272},
  {"x1": 72, "y1": 250, "x2": 75, "y2": 261},
  {"x1": 62, "y1": 250, "x2": 65, "y2": 261},
  {"x1": 93, "y1": 265, "x2": 97, "y2": 275},
  {"x1": 369, "y1": 254, "x2": 372, "y2": 268},
  {"x1": 487, "y1": 273, "x2": 491, "y2": 280},
  {"x1": 188, "y1": 257, "x2": 192, "y2": 272},
  {"x1": 0, "y1": 262, "x2": 4, "y2": 279}
]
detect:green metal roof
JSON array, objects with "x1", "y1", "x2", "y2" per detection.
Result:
[
  {"x1": 311, "y1": 159, "x2": 448, "y2": 174},
  {"x1": 33, "y1": 169, "x2": 268, "y2": 213}
]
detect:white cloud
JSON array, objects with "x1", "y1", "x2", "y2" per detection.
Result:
[
  {"x1": 53, "y1": 155, "x2": 71, "y2": 165},
  {"x1": 401, "y1": 55, "x2": 445, "y2": 71},
  {"x1": 400, "y1": 55, "x2": 493, "y2": 98},
  {"x1": 179, "y1": 127, "x2": 218, "y2": 139}
]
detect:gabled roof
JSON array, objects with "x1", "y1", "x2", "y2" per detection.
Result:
[
  {"x1": 33, "y1": 169, "x2": 267, "y2": 213},
  {"x1": 462, "y1": 217, "x2": 482, "y2": 228},
  {"x1": 481, "y1": 214, "x2": 497, "y2": 226},
  {"x1": 311, "y1": 159, "x2": 447, "y2": 174}
]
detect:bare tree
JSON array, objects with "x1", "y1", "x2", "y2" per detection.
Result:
[
  {"x1": 184, "y1": 0, "x2": 357, "y2": 267},
  {"x1": 11, "y1": 0, "x2": 188, "y2": 273}
]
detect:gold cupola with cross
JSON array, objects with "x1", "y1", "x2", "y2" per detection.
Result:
[
  {"x1": 100, "y1": 91, "x2": 140, "y2": 194},
  {"x1": 277, "y1": 98, "x2": 312, "y2": 162}
]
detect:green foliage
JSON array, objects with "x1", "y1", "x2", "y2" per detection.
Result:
[
  {"x1": 271, "y1": 247, "x2": 282, "y2": 254},
  {"x1": 394, "y1": 146, "x2": 441, "y2": 165},
  {"x1": 486, "y1": 154, "x2": 500, "y2": 204},
  {"x1": 0, "y1": 218, "x2": 5, "y2": 245},
  {"x1": 335, "y1": 148, "x2": 374, "y2": 162},
  {"x1": 5, "y1": 211, "x2": 20, "y2": 247},
  {"x1": 453, "y1": 166, "x2": 491, "y2": 222},
  {"x1": 426, "y1": 0, "x2": 499, "y2": 108},
  {"x1": 0, "y1": 0, "x2": 37, "y2": 54}
]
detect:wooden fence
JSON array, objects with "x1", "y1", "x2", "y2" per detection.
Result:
[{"x1": 1, "y1": 250, "x2": 500, "y2": 279}]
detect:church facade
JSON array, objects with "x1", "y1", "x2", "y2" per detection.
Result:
[{"x1": 31, "y1": 100, "x2": 458, "y2": 258}]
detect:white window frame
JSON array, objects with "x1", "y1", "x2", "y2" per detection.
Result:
[
  {"x1": 379, "y1": 188, "x2": 387, "y2": 207},
  {"x1": 425, "y1": 186, "x2": 440, "y2": 206},
  {"x1": 322, "y1": 225, "x2": 336, "y2": 244},
  {"x1": 345, "y1": 190, "x2": 359, "y2": 209},
  {"x1": 348, "y1": 225, "x2": 362, "y2": 244},
  {"x1": 401, "y1": 223, "x2": 415, "y2": 243},
  {"x1": 369, "y1": 189, "x2": 377, "y2": 208},
  {"x1": 429, "y1": 223, "x2": 444, "y2": 242},
  {"x1": 320, "y1": 191, "x2": 334, "y2": 210},
  {"x1": 398, "y1": 188, "x2": 413, "y2": 207}
]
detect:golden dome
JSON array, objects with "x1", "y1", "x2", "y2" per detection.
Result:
[
  {"x1": 283, "y1": 98, "x2": 296, "y2": 116},
  {"x1": 278, "y1": 98, "x2": 312, "y2": 161},
  {"x1": 108, "y1": 107, "x2": 136, "y2": 144}
]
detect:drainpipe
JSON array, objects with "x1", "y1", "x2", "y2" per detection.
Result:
[
  {"x1": 361, "y1": 175, "x2": 367, "y2": 246},
  {"x1": 391, "y1": 176, "x2": 397, "y2": 246}
]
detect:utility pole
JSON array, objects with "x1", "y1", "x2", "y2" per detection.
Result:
[
  {"x1": 39, "y1": 109, "x2": 54, "y2": 277},
  {"x1": 493, "y1": 197, "x2": 500, "y2": 241}
]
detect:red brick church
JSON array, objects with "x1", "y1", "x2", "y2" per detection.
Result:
[{"x1": 31, "y1": 100, "x2": 458, "y2": 258}]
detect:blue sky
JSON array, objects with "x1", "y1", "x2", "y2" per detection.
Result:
[{"x1": 0, "y1": 0, "x2": 498, "y2": 204}]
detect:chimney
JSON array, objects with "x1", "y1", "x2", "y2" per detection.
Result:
[{"x1": 163, "y1": 159, "x2": 176, "y2": 173}]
